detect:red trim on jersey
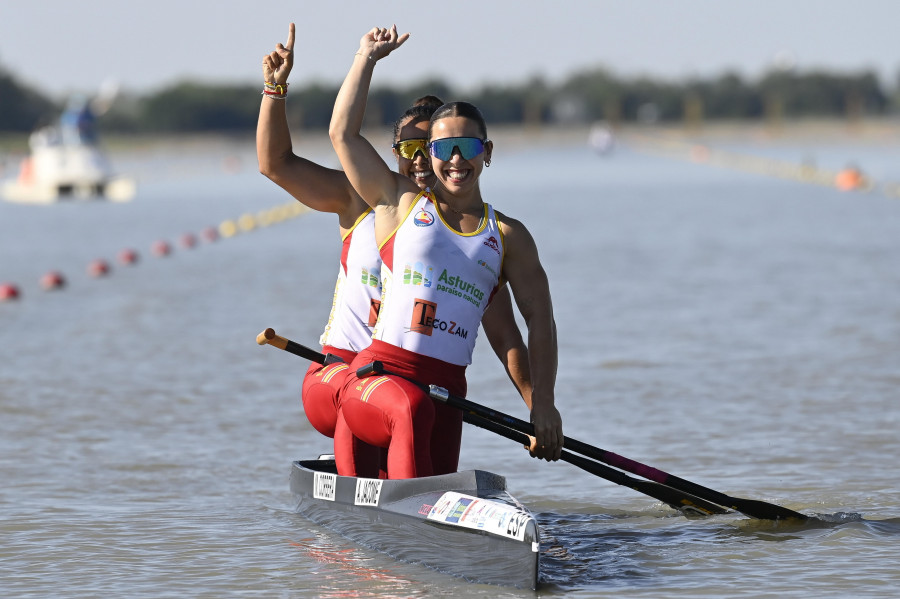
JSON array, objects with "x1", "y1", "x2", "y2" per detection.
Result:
[
  {"x1": 340, "y1": 230, "x2": 352, "y2": 275},
  {"x1": 379, "y1": 233, "x2": 395, "y2": 273}
]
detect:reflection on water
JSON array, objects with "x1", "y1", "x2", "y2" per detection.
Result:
[
  {"x1": 287, "y1": 530, "x2": 426, "y2": 597},
  {"x1": 2, "y1": 131, "x2": 900, "y2": 597}
]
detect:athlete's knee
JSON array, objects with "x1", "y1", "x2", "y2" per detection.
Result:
[{"x1": 302, "y1": 379, "x2": 342, "y2": 438}]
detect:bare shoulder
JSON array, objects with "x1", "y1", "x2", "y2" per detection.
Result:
[
  {"x1": 373, "y1": 180, "x2": 424, "y2": 229},
  {"x1": 494, "y1": 208, "x2": 537, "y2": 251},
  {"x1": 395, "y1": 179, "x2": 425, "y2": 210}
]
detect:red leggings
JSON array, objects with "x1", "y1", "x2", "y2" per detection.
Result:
[
  {"x1": 301, "y1": 345, "x2": 384, "y2": 478},
  {"x1": 338, "y1": 340, "x2": 466, "y2": 479}
]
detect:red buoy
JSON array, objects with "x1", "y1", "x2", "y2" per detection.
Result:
[
  {"x1": 179, "y1": 233, "x2": 197, "y2": 249},
  {"x1": 0, "y1": 282, "x2": 20, "y2": 301},
  {"x1": 40, "y1": 270, "x2": 67, "y2": 291},
  {"x1": 201, "y1": 227, "x2": 219, "y2": 243},
  {"x1": 87, "y1": 259, "x2": 111, "y2": 277},
  {"x1": 118, "y1": 248, "x2": 140, "y2": 265},
  {"x1": 151, "y1": 240, "x2": 172, "y2": 257}
]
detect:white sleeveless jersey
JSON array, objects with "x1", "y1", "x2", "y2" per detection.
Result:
[
  {"x1": 373, "y1": 191, "x2": 504, "y2": 365},
  {"x1": 319, "y1": 209, "x2": 382, "y2": 352}
]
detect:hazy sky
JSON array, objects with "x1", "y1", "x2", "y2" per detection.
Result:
[{"x1": 2, "y1": 0, "x2": 897, "y2": 100}]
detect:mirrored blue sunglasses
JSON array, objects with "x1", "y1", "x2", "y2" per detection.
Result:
[{"x1": 427, "y1": 137, "x2": 487, "y2": 161}]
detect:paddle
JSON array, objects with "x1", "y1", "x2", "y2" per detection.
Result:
[
  {"x1": 257, "y1": 328, "x2": 729, "y2": 517},
  {"x1": 461, "y1": 412, "x2": 728, "y2": 516},
  {"x1": 256, "y1": 327, "x2": 341, "y2": 364},
  {"x1": 358, "y1": 361, "x2": 809, "y2": 522}
]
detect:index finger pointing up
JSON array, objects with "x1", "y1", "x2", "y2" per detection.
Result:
[{"x1": 285, "y1": 22, "x2": 295, "y2": 52}]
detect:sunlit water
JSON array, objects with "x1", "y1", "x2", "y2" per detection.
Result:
[{"x1": 2, "y1": 128, "x2": 899, "y2": 597}]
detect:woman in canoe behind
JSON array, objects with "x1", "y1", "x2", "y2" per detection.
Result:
[
  {"x1": 257, "y1": 23, "x2": 536, "y2": 477},
  {"x1": 329, "y1": 25, "x2": 564, "y2": 479}
]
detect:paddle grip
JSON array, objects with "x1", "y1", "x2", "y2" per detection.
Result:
[
  {"x1": 256, "y1": 328, "x2": 327, "y2": 364},
  {"x1": 256, "y1": 327, "x2": 290, "y2": 351},
  {"x1": 356, "y1": 361, "x2": 386, "y2": 378}
]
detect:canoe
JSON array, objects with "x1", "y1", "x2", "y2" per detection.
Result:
[{"x1": 289, "y1": 457, "x2": 540, "y2": 589}]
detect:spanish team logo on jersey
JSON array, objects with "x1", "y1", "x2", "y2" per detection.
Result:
[
  {"x1": 483, "y1": 235, "x2": 500, "y2": 254},
  {"x1": 414, "y1": 209, "x2": 435, "y2": 227}
]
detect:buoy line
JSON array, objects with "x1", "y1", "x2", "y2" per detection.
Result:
[
  {"x1": 0, "y1": 200, "x2": 310, "y2": 302},
  {"x1": 625, "y1": 133, "x2": 896, "y2": 197}
]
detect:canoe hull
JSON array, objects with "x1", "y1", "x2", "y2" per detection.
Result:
[{"x1": 289, "y1": 458, "x2": 540, "y2": 589}]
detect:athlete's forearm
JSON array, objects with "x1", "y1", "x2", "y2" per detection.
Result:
[
  {"x1": 257, "y1": 96, "x2": 293, "y2": 180},
  {"x1": 527, "y1": 313, "x2": 558, "y2": 411},
  {"x1": 329, "y1": 54, "x2": 375, "y2": 150}
]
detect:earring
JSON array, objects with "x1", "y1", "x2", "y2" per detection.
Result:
[{"x1": 484, "y1": 159, "x2": 491, "y2": 167}]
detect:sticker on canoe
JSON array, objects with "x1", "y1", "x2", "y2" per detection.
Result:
[
  {"x1": 313, "y1": 472, "x2": 336, "y2": 501},
  {"x1": 354, "y1": 478, "x2": 383, "y2": 506},
  {"x1": 427, "y1": 492, "x2": 532, "y2": 541}
]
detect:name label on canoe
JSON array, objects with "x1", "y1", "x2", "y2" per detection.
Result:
[
  {"x1": 427, "y1": 492, "x2": 532, "y2": 542},
  {"x1": 354, "y1": 478, "x2": 383, "y2": 506},
  {"x1": 313, "y1": 472, "x2": 336, "y2": 501}
]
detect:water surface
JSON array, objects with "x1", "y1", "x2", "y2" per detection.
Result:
[{"x1": 2, "y1": 129, "x2": 899, "y2": 597}]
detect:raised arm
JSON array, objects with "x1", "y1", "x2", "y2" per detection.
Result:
[
  {"x1": 498, "y1": 214, "x2": 563, "y2": 461},
  {"x1": 329, "y1": 26, "x2": 411, "y2": 209},
  {"x1": 481, "y1": 285, "x2": 534, "y2": 408},
  {"x1": 257, "y1": 23, "x2": 364, "y2": 227}
]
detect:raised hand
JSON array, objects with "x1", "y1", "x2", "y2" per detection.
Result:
[
  {"x1": 263, "y1": 22, "x2": 295, "y2": 85},
  {"x1": 357, "y1": 24, "x2": 409, "y2": 62}
]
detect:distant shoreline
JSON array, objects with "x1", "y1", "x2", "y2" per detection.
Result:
[{"x1": 3, "y1": 117, "x2": 900, "y2": 157}]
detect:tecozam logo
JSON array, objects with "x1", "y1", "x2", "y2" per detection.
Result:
[
  {"x1": 408, "y1": 298, "x2": 469, "y2": 339},
  {"x1": 410, "y1": 299, "x2": 437, "y2": 336},
  {"x1": 483, "y1": 235, "x2": 500, "y2": 254},
  {"x1": 368, "y1": 299, "x2": 381, "y2": 327}
]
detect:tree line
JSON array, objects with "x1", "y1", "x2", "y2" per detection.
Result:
[{"x1": 1, "y1": 64, "x2": 896, "y2": 135}]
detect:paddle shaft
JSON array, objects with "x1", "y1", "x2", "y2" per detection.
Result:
[
  {"x1": 462, "y1": 412, "x2": 728, "y2": 516},
  {"x1": 256, "y1": 330, "x2": 725, "y2": 514},
  {"x1": 419, "y1": 375, "x2": 808, "y2": 522},
  {"x1": 257, "y1": 331, "x2": 802, "y2": 521},
  {"x1": 352, "y1": 361, "x2": 734, "y2": 518}
]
